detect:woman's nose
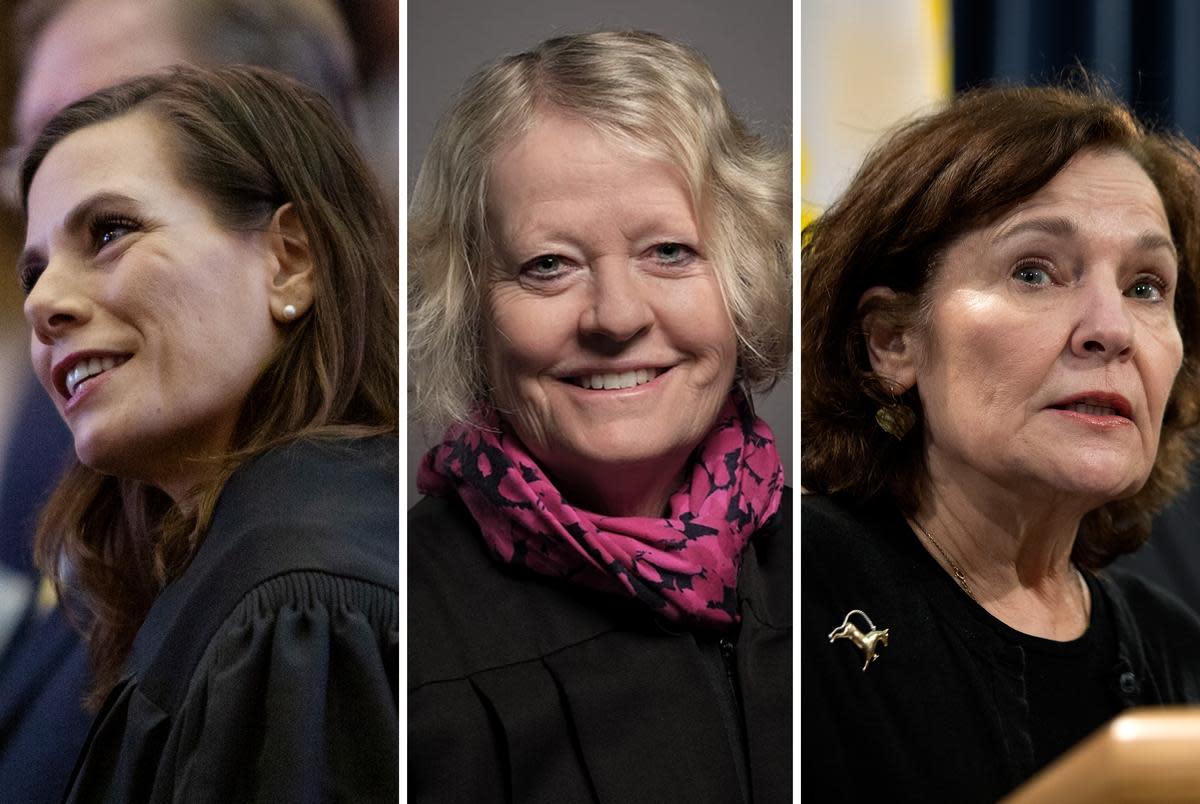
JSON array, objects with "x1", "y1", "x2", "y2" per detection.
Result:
[
  {"x1": 1069, "y1": 281, "x2": 1135, "y2": 360},
  {"x1": 578, "y1": 261, "x2": 653, "y2": 343},
  {"x1": 24, "y1": 261, "x2": 91, "y2": 346}
]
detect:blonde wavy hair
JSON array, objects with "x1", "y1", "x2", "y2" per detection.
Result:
[{"x1": 409, "y1": 30, "x2": 791, "y2": 430}]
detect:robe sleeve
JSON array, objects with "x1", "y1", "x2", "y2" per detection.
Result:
[{"x1": 158, "y1": 572, "x2": 398, "y2": 803}]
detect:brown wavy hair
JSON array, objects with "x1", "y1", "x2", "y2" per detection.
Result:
[
  {"x1": 801, "y1": 81, "x2": 1200, "y2": 570},
  {"x1": 20, "y1": 65, "x2": 399, "y2": 706}
]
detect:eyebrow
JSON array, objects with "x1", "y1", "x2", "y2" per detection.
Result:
[
  {"x1": 17, "y1": 191, "x2": 141, "y2": 277},
  {"x1": 994, "y1": 215, "x2": 1178, "y2": 262}
]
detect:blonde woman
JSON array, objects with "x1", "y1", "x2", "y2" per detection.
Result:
[{"x1": 409, "y1": 31, "x2": 792, "y2": 802}]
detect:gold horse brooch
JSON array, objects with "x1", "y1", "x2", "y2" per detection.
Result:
[{"x1": 828, "y1": 609, "x2": 889, "y2": 671}]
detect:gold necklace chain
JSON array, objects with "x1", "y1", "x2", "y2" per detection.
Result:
[
  {"x1": 912, "y1": 520, "x2": 977, "y2": 601},
  {"x1": 912, "y1": 519, "x2": 1089, "y2": 618}
]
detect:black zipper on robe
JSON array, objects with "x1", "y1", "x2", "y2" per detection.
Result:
[{"x1": 700, "y1": 636, "x2": 752, "y2": 802}]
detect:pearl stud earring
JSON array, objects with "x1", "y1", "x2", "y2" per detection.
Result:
[{"x1": 282, "y1": 304, "x2": 297, "y2": 320}]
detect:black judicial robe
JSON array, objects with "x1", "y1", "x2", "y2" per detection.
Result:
[
  {"x1": 62, "y1": 437, "x2": 399, "y2": 803},
  {"x1": 408, "y1": 488, "x2": 792, "y2": 804}
]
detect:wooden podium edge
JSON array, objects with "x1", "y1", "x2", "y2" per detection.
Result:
[{"x1": 1003, "y1": 707, "x2": 1200, "y2": 803}]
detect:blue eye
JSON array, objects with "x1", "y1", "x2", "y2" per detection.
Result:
[
  {"x1": 1127, "y1": 278, "x2": 1165, "y2": 301},
  {"x1": 651, "y1": 242, "x2": 696, "y2": 266},
  {"x1": 520, "y1": 254, "x2": 568, "y2": 280},
  {"x1": 529, "y1": 256, "x2": 560, "y2": 272},
  {"x1": 1014, "y1": 264, "x2": 1051, "y2": 285}
]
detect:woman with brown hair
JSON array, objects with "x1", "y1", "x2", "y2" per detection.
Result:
[
  {"x1": 19, "y1": 65, "x2": 397, "y2": 801},
  {"x1": 802, "y1": 82, "x2": 1200, "y2": 802}
]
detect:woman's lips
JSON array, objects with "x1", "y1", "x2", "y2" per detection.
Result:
[
  {"x1": 1057, "y1": 402, "x2": 1120, "y2": 416},
  {"x1": 62, "y1": 363, "x2": 122, "y2": 415},
  {"x1": 66, "y1": 355, "x2": 130, "y2": 398},
  {"x1": 1049, "y1": 407, "x2": 1134, "y2": 430},
  {"x1": 53, "y1": 350, "x2": 132, "y2": 401},
  {"x1": 1046, "y1": 392, "x2": 1135, "y2": 429},
  {"x1": 1047, "y1": 392, "x2": 1133, "y2": 419}
]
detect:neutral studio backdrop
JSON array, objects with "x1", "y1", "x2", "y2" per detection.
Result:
[{"x1": 406, "y1": 0, "x2": 793, "y2": 506}]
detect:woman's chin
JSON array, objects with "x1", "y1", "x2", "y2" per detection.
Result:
[
  {"x1": 73, "y1": 439, "x2": 133, "y2": 480},
  {"x1": 71, "y1": 431, "x2": 113, "y2": 472},
  {"x1": 971, "y1": 442, "x2": 1154, "y2": 509},
  {"x1": 72, "y1": 430, "x2": 163, "y2": 487},
  {"x1": 1043, "y1": 465, "x2": 1149, "y2": 508}
]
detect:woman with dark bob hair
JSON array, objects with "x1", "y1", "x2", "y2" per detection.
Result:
[
  {"x1": 409, "y1": 31, "x2": 791, "y2": 802},
  {"x1": 20, "y1": 65, "x2": 397, "y2": 801},
  {"x1": 802, "y1": 81, "x2": 1200, "y2": 802}
]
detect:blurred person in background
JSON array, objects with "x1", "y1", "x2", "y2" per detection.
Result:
[
  {"x1": 0, "y1": 1, "x2": 396, "y2": 800},
  {"x1": 12, "y1": 0, "x2": 360, "y2": 149},
  {"x1": 333, "y1": 0, "x2": 399, "y2": 210}
]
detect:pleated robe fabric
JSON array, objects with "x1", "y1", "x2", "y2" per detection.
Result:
[{"x1": 62, "y1": 437, "x2": 399, "y2": 803}]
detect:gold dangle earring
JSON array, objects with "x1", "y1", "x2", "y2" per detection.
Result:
[{"x1": 875, "y1": 382, "x2": 915, "y2": 441}]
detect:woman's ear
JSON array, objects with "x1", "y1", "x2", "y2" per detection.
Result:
[
  {"x1": 858, "y1": 286, "x2": 919, "y2": 393},
  {"x1": 266, "y1": 203, "x2": 315, "y2": 323}
]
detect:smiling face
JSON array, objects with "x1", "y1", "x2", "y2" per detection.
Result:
[
  {"x1": 484, "y1": 112, "x2": 737, "y2": 506},
  {"x1": 22, "y1": 111, "x2": 282, "y2": 497},
  {"x1": 897, "y1": 149, "x2": 1183, "y2": 509}
]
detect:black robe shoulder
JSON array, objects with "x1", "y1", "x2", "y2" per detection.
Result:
[{"x1": 63, "y1": 437, "x2": 399, "y2": 804}]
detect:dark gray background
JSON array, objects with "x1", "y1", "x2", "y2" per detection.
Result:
[{"x1": 407, "y1": 0, "x2": 793, "y2": 504}]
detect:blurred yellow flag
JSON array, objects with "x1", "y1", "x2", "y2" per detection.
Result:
[{"x1": 801, "y1": 0, "x2": 952, "y2": 224}]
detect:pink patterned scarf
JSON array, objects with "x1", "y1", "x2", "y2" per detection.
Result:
[{"x1": 417, "y1": 393, "x2": 784, "y2": 630}]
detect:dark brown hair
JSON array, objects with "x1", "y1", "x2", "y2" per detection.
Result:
[
  {"x1": 21, "y1": 65, "x2": 398, "y2": 706},
  {"x1": 801, "y1": 81, "x2": 1200, "y2": 569}
]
